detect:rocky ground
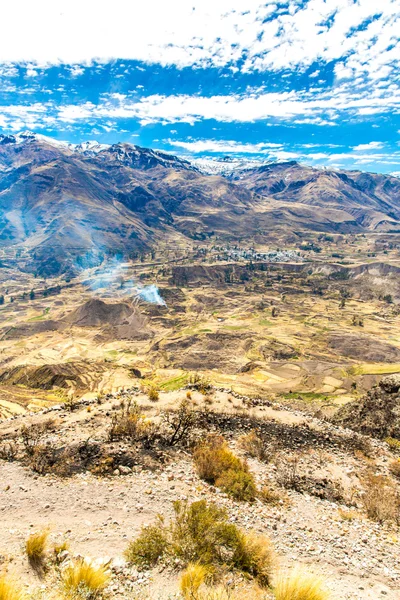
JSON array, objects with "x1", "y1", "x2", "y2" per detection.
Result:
[{"x1": 0, "y1": 382, "x2": 400, "y2": 599}]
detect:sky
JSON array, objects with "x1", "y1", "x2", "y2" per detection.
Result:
[{"x1": 0, "y1": 0, "x2": 399, "y2": 174}]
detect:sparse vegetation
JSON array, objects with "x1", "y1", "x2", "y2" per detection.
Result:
[
  {"x1": 0, "y1": 574, "x2": 24, "y2": 600},
  {"x1": 61, "y1": 559, "x2": 110, "y2": 599},
  {"x1": 161, "y1": 398, "x2": 199, "y2": 447},
  {"x1": 147, "y1": 384, "x2": 160, "y2": 402},
  {"x1": 20, "y1": 420, "x2": 55, "y2": 456},
  {"x1": 108, "y1": 399, "x2": 155, "y2": 443},
  {"x1": 188, "y1": 373, "x2": 212, "y2": 394},
  {"x1": 180, "y1": 563, "x2": 211, "y2": 598},
  {"x1": 361, "y1": 473, "x2": 400, "y2": 524},
  {"x1": 274, "y1": 569, "x2": 330, "y2": 600},
  {"x1": 193, "y1": 435, "x2": 257, "y2": 501},
  {"x1": 126, "y1": 500, "x2": 273, "y2": 586},
  {"x1": 238, "y1": 431, "x2": 272, "y2": 462},
  {"x1": 25, "y1": 529, "x2": 49, "y2": 571}
]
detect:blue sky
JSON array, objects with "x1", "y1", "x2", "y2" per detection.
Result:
[{"x1": 0, "y1": 0, "x2": 399, "y2": 174}]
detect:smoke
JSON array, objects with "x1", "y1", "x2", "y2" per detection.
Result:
[
  {"x1": 137, "y1": 284, "x2": 166, "y2": 306},
  {"x1": 79, "y1": 256, "x2": 167, "y2": 306}
]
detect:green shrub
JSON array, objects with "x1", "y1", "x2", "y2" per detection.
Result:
[
  {"x1": 216, "y1": 469, "x2": 257, "y2": 502},
  {"x1": 124, "y1": 521, "x2": 168, "y2": 569},
  {"x1": 171, "y1": 500, "x2": 240, "y2": 565},
  {"x1": 194, "y1": 436, "x2": 257, "y2": 501},
  {"x1": 125, "y1": 500, "x2": 274, "y2": 586}
]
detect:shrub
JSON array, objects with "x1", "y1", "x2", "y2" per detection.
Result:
[
  {"x1": 61, "y1": 559, "x2": 110, "y2": 599},
  {"x1": 171, "y1": 500, "x2": 240, "y2": 565},
  {"x1": 385, "y1": 437, "x2": 400, "y2": 451},
  {"x1": 147, "y1": 384, "x2": 159, "y2": 402},
  {"x1": 25, "y1": 529, "x2": 49, "y2": 571},
  {"x1": 126, "y1": 499, "x2": 274, "y2": 586},
  {"x1": 0, "y1": 575, "x2": 24, "y2": 600},
  {"x1": 124, "y1": 521, "x2": 168, "y2": 569},
  {"x1": 232, "y1": 532, "x2": 274, "y2": 588},
  {"x1": 274, "y1": 569, "x2": 330, "y2": 600},
  {"x1": 188, "y1": 373, "x2": 212, "y2": 394},
  {"x1": 21, "y1": 421, "x2": 55, "y2": 456},
  {"x1": 108, "y1": 400, "x2": 157, "y2": 445},
  {"x1": 275, "y1": 454, "x2": 301, "y2": 490},
  {"x1": 161, "y1": 399, "x2": 198, "y2": 447},
  {"x1": 194, "y1": 436, "x2": 257, "y2": 501},
  {"x1": 258, "y1": 484, "x2": 284, "y2": 506},
  {"x1": 216, "y1": 469, "x2": 257, "y2": 502},
  {"x1": 238, "y1": 431, "x2": 267, "y2": 461},
  {"x1": 0, "y1": 441, "x2": 18, "y2": 462},
  {"x1": 361, "y1": 473, "x2": 400, "y2": 524}
]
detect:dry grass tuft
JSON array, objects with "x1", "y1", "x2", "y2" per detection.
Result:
[
  {"x1": 274, "y1": 569, "x2": 330, "y2": 600},
  {"x1": 0, "y1": 574, "x2": 25, "y2": 600},
  {"x1": 361, "y1": 473, "x2": 400, "y2": 524},
  {"x1": 180, "y1": 563, "x2": 211, "y2": 599},
  {"x1": 147, "y1": 384, "x2": 160, "y2": 402},
  {"x1": 258, "y1": 484, "x2": 285, "y2": 506},
  {"x1": 233, "y1": 532, "x2": 274, "y2": 588},
  {"x1": 337, "y1": 508, "x2": 361, "y2": 522},
  {"x1": 53, "y1": 539, "x2": 70, "y2": 563},
  {"x1": 61, "y1": 559, "x2": 110, "y2": 599},
  {"x1": 238, "y1": 431, "x2": 272, "y2": 462},
  {"x1": 25, "y1": 530, "x2": 49, "y2": 572}
]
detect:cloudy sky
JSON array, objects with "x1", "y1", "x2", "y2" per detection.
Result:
[{"x1": 0, "y1": 0, "x2": 399, "y2": 173}]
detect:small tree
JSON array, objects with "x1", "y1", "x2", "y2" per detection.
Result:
[
  {"x1": 0, "y1": 295, "x2": 4, "y2": 305},
  {"x1": 29, "y1": 290, "x2": 35, "y2": 300}
]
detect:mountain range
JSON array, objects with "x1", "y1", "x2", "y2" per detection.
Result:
[{"x1": 0, "y1": 132, "x2": 399, "y2": 275}]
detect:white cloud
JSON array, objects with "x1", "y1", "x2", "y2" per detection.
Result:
[
  {"x1": 168, "y1": 139, "x2": 282, "y2": 153},
  {"x1": 26, "y1": 67, "x2": 39, "y2": 77},
  {"x1": 53, "y1": 84, "x2": 400, "y2": 126},
  {"x1": 353, "y1": 141, "x2": 385, "y2": 151},
  {"x1": 0, "y1": 0, "x2": 397, "y2": 85}
]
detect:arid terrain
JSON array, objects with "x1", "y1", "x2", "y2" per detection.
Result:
[{"x1": 1, "y1": 137, "x2": 400, "y2": 600}]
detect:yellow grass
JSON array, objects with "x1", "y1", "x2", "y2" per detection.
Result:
[
  {"x1": 180, "y1": 563, "x2": 210, "y2": 599},
  {"x1": 25, "y1": 530, "x2": 49, "y2": 568},
  {"x1": 0, "y1": 575, "x2": 24, "y2": 600},
  {"x1": 274, "y1": 570, "x2": 330, "y2": 600},
  {"x1": 61, "y1": 559, "x2": 110, "y2": 598}
]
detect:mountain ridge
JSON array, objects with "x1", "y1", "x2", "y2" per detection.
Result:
[{"x1": 0, "y1": 132, "x2": 399, "y2": 276}]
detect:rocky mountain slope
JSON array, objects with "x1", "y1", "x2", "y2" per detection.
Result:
[
  {"x1": 0, "y1": 132, "x2": 399, "y2": 275},
  {"x1": 333, "y1": 374, "x2": 400, "y2": 438},
  {"x1": 231, "y1": 161, "x2": 400, "y2": 231}
]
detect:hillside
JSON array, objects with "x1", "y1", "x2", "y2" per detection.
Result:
[
  {"x1": 0, "y1": 133, "x2": 400, "y2": 276},
  {"x1": 233, "y1": 161, "x2": 400, "y2": 230}
]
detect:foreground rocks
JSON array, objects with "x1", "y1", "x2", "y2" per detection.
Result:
[{"x1": 333, "y1": 374, "x2": 400, "y2": 439}]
